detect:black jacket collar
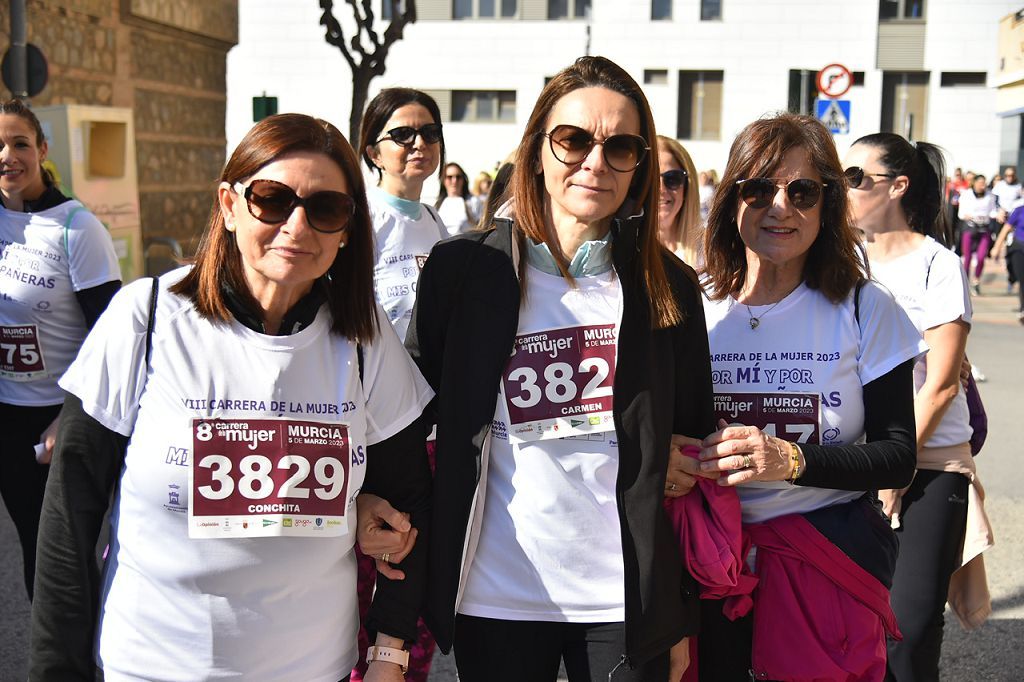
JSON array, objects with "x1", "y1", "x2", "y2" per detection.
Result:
[
  {"x1": 0, "y1": 184, "x2": 71, "y2": 212},
  {"x1": 222, "y1": 281, "x2": 327, "y2": 335}
]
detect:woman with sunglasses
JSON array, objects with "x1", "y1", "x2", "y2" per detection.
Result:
[
  {"x1": 436, "y1": 162, "x2": 478, "y2": 236},
  {"x1": 0, "y1": 99, "x2": 121, "y2": 602},
  {"x1": 666, "y1": 113, "x2": 924, "y2": 680},
  {"x1": 401, "y1": 55, "x2": 715, "y2": 681},
  {"x1": 30, "y1": 113, "x2": 433, "y2": 682},
  {"x1": 844, "y1": 133, "x2": 992, "y2": 681},
  {"x1": 656, "y1": 135, "x2": 702, "y2": 265}
]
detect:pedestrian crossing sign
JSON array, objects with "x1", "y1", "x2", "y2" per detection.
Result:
[{"x1": 816, "y1": 99, "x2": 850, "y2": 135}]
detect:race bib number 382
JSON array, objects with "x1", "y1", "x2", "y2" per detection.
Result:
[
  {"x1": 502, "y1": 324, "x2": 617, "y2": 443},
  {"x1": 188, "y1": 418, "x2": 351, "y2": 539}
]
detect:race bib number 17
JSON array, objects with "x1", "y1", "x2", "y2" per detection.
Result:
[
  {"x1": 502, "y1": 324, "x2": 617, "y2": 443},
  {"x1": 188, "y1": 418, "x2": 351, "y2": 539},
  {"x1": 714, "y1": 392, "x2": 821, "y2": 444}
]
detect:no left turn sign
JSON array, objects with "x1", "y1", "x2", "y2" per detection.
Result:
[{"x1": 816, "y1": 64, "x2": 852, "y2": 99}]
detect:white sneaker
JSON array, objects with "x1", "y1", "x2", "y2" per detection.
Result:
[{"x1": 972, "y1": 366, "x2": 988, "y2": 383}]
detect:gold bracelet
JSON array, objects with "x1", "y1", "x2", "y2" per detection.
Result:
[{"x1": 787, "y1": 441, "x2": 803, "y2": 482}]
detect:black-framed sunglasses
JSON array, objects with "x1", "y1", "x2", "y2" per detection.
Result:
[
  {"x1": 376, "y1": 123, "x2": 443, "y2": 148},
  {"x1": 736, "y1": 177, "x2": 827, "y2": 210},
  {"x1": 232, "y1": 179, "x2": 355, "y2": 234},
  {"x1": 661, "y1": 169, "x2": 688, "y2": 191},
  {"x1": 543, "y1": 124, "x2": 649, "y2": 173},
  {"x1": 844, "y1": 166, "x2": 897, "y2": 189}
]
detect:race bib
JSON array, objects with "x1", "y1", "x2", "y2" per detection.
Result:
[
  {"x1": 714, "y1": 392, "x2": 821, "y2": 444},
  {"x1": 502, "y1": 324, "x2": 617, "y2": 443},
  {"x1": 188, "y1": 418, "x2": 352, "y2": 539},
  {"x1": 0, "y1": 325, "x2": 45, "y2": 381}
]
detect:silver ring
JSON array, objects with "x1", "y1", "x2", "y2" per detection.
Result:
[
  {"x1": 743, "y1": 454, "x2": 753, "y2": 469},
  {"x1": 668, "y1": 482, "x2": 678, "y2": 491},
  {"x1": 381, "y1": 553, "x2": 391, "y2": 564}
]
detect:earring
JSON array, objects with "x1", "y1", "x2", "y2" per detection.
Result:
[
  {"x1": 225, "y1": 219, "x2": 235, "y2": 232},
  {"x1": 338, "y1": 240, "x2": 347, "y2": 249}
]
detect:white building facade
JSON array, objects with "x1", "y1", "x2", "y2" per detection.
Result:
[{"x1": 228, "y1": 0, "x2": 1020, "y2": 197}]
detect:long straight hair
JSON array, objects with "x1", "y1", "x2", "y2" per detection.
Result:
[
  {"x1": 511, "y1": 56, "x2": 681, "y2": 328},
  {"x1": 172, "y1": 113, "x2": 378, "y2": 342},
  {"x1": 656, "y1": 135, "x2": 702, "y2": 265}
]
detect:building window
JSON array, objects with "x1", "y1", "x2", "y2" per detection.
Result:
[
  {"x1": 652, "y1": 0, "x2": 671, "y2": 21},
  {"x1": 940, "y1": 72, "x2": 987, "y2": 87},
  {"x1": 879, "y1": 0, "x2": 924, "y2": 21},
  {"x1": 645, "y1": 69, "x2": 668, "y2": 85},
  {"x1": 881, "y1": 72, "x2": 929, "y2": 141},
  {"x1": 452, "y1": 90, "x2": 516, "y2": 122},
  {"x1": 381, "y1": 0, "x2": 406, "y2": 20},
  {"x1": 677, "y1": 70, "x2": 723, "y2": 140},
  {"x1": 455, "y1": 0, "x2": 517, "y2": 19},
  {"x1": 701, "y1": 0, "x2": 721, "y2": 20},
  {"x1": 548, "y1": 0, "x2": 590, "y2": 19}
]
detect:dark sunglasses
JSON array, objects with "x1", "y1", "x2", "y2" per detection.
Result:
[
  {"x1": 232, "y1": 179, "x2": 355, "y2": 234},
  {"x1": 844, "y1": 166, "x2": 897, "y2": 189},
  {"x1": 736, "y1": 177, "x2": 827, "y2": 210},
  {"x1": 543, "y1": 124, "x2": 649, "y2": 173},
  {"x1": 376, "y1": 123, "x2": 443, "y2": 148},
  {"x1": 661, "y1": 169, "x2": 688, "y2": 191}
]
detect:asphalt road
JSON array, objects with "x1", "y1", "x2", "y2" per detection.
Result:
[{"x1": 1, "y1": 267, "x2": 1022, "y2": 681}]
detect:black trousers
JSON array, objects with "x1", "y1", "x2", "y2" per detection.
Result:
[
  {"x1": 886, "y1": 469, "x2": 969, "y2": 681},
  {"x1": 453, "y1": 614, "x2": 669, "y2": 682},
  {"x1": 0, "y1": 401, "x2": 61, "y2": 600},
  {"x1": 1008, "y1": 244, "x2": 1024, "y2": 311}
]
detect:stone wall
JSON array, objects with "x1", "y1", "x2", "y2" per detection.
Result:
[{"x1": 0, "y1": 0, "x2": 237, "y2": 265}]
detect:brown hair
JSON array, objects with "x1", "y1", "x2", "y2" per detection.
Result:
[
  {"x1": 171, "y1": 113, "x2": 378, "y2": 342},
  {"x1": 0, "y1": 99, "x2": 53, "y2": 187},
  {"x1": 656, "y1": 135, "x2": 702, "y2": 265},
  {"x1": 703, "y1": 112, "x2": 864, "y2": 304},
  {"x1": 359, "y1": 87, "x2": 445, "y2": 187},
  {"x1": 511, "y1": 55, "x2": 680, "y2": 328}
]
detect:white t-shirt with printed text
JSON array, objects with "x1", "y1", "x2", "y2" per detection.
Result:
[
  {"x1": 59, "y1": 268, "x2": 433, "y2": 682},
  {"x1": 869, "y1": 237, "x2": 973, "y2": 448},
  {"x1": 703, "y1": 281, "x2": 926, "y2": 523},
  {"x1": 369, "y1": 188, "x2": 446, "y2": 340},
  {"x1": 458, "y1": 266, "x2": 627, "y2": 622},
  {"x1": 0, "y1": 200, "x2": 120, "y2": 405}
]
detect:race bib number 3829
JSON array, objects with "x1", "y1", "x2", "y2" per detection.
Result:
[
  {"x1": 502, "y1": 324, "x2": 617, "y2": 443},
  {"x1": 188, "y1": 418, "x2": 352, "y2": 539}
]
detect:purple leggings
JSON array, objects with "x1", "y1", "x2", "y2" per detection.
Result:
[{"x1": 961, "y1": 229, "x2": 992, "y2": 280}]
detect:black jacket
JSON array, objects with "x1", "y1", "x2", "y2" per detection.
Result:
[{"x1": 405, "y1": 216, "x2": 716, "y2": 667}]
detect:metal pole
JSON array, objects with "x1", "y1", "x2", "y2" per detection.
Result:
[{"x1": 9, "y1": 0, "x2": 28, "y2": 98}]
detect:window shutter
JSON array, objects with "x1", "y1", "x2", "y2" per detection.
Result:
[
  {"x1": 417, "y1": 0, "x2": 452, "y2": 21},
  {"x1": 422, "y1": 89, "x2": 453, "y2": 121}
]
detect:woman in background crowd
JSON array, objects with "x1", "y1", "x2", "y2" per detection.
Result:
[
  {"x1": 957, "y1": 174, "x2": 998, "y2": 294},
  {"x1": 698, "y1": 169, "x2": 717, "y2": 223},
  {"x1": 656, "y1": 135, "x2": 702, "y2": 265},
  {"x1": 435, "y1": 162, "x2": 477, "y2": 236},
  {"x1": 845, "y1": 132, "x2": 992, "y2": 682},
  {"x1": 469, "y1": 170, "x2": 492, "y2": 222},
  {"x1": 667, "y1": 113, "x2": 923, "y2": 681},
  {"x1": 0, "y1": 99, "x2": 121, "y2": 600}
]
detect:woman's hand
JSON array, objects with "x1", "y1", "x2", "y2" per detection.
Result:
[
  {"x1": 698, "y1": 419, "x2": 799, "y2": 486},
  {"x1": 668, "y1": 636, "x2": 690, "y2": 680},
  {"x1": 665, "y1": 435, "x2": 718, "y2": 498},
  {"x1": 36, "y1": 414, "x2": 60, "y2": 464},
  {"x1": 356, "y1": 494, "x2": 418, "y2": 580}
]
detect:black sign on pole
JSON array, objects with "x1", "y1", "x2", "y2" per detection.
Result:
[{"x1": 1, "y1": 43, "x2": 48, "y2": 98}]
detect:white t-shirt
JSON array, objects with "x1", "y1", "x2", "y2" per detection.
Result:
[
  {"x1": 459, "y1": 266, "x2": 626, "y2": 622},
  {"x1": 703, "y1": 281, "x2": 926, "y2": 523},
  {"x1": 436, "y1": 196, "x2": 475, "y2": 236},
  {"x1": 0, "y1": 200, "x2": 120, "y2": 405},
  {"x1": 370, "y1": 188, "x2": 446, "y2": 340},
  {"x1": 869, "y1": 237, "x2": 973, "y2": 448},
  {"x1": 59, "y1": 269, "x2": 433, "y2": 682},
  {"x1": 992, "y1": 180, "x2": 1022, "y2": 210}
]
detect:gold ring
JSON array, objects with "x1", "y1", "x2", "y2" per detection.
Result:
[
  {"x1": 743, "y1": 454, "x2": 753, "y2": 469},
  {"x1": 381, "y1": 553, "x2": 391, "y2": 564}
]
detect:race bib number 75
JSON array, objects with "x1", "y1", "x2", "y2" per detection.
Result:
[
  {"x1": 188, "y1": 418, "x2": 352, "y2": 538},
  {"x1": 502, "y1": 323, "x2": 617, "y2": 443}
]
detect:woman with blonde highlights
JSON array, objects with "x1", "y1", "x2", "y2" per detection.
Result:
[{"x1": 656, "y1": 135, "x2": 702, "y2": 265}]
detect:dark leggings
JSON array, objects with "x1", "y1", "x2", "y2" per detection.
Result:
[
  {"x1": 886, "y1": 469, "x2": 969, "y2": 681},
  {"x1": 1009, "y1": 245, "x2": 1024, "y2": 311},
  {"x1": 0, "y1": 401, "x2": 61, "y2": 600},
  {"x1": 453, "y1": 614, "x2": 669, "y2": 682}
]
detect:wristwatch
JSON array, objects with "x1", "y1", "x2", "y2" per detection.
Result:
[{"x1": 367, "y1": 645, "x2": 410, "y2": 674}]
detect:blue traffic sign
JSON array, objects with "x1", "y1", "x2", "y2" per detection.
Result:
[{"x1": 816, "y1": 99, "x2": 850, "y2": 135}]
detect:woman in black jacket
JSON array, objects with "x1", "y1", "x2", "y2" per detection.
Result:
[{"x1": 405, "y1": 56, "x2": 715, "y2": 681}]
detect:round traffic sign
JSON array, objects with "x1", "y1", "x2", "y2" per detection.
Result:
[
  {"x1": 1, "y1": 44, "x2": 48, "y2": 98},
  {"x1": 816, "y1": 63, "x2": 852, "y2": 99}
]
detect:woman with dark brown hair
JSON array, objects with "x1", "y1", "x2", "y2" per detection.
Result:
[
  {"x1": 402, "y1": 55, "x2": 715, "y2": 681},
  {"x1": 665, "y1": 113, "x2": 923, "y2": 680},
  {"x1": 30, "y1": 113, "x2": 432, "y2": 682}
]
